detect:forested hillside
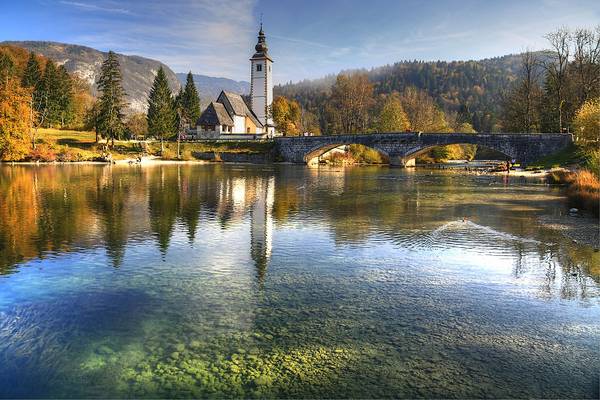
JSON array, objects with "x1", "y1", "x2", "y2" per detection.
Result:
[
  {"x1": 2, "y1": 41, "x2": 180, "y2": 113},
  {"x1": 275, "y1": 52, "x2": 551, "y2": 132}
]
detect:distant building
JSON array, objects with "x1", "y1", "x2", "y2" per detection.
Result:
[{"x1": 194, "y1": 24, "x2": 275, "y2": 139}]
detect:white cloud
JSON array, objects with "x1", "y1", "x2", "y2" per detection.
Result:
[
  {"x1": 64, "y1": 0, "x2": 259, "y2": 80},
  {"x1": 60, "y1": 0, "x2": 132, "y2": 15}
]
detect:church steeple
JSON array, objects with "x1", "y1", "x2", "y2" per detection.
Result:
[
  {"x1": 253, "y1": 23, "x2": 271, "y2": 60},
  {"x1": 250, "y1": 22, "x2": 275, "y2": 136}
]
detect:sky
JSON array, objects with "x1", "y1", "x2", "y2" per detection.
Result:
[{"x1": 1, "y1": 0, "x2": 599, "y2": 84}]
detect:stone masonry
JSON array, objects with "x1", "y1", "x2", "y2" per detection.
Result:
[{"x1": 274, "y1": 133, "x2": 573, "y2": 166}]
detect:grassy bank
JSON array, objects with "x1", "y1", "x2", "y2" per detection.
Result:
[
  {"x1": 548, "y1": 169, "x2": 599, "y2": 218},
  {"x1": 539, "y1": 143, "x2": 600, "y2": 218},
  {"x1": 151, "y1": 141, "x2": 275, "y2": 161},
  {"x1": 4, "y1": 129, "x2": 274, "y2": 162}
]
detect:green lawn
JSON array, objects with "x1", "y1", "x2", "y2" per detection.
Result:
[{"x1": 32, "y1": 129, "x2": 274, "y2": 161}]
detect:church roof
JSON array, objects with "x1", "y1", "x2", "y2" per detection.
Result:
[
  {"x1": 217, "y1": 91, "x2": 263, "y2": 127},
  {"x1": 197, "y1": 102, "x2": 234, "y2": 126}
]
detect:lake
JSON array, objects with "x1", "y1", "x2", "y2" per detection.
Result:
[{"x1": 0, "y1": 164, "x2": 598, "y2": 398}]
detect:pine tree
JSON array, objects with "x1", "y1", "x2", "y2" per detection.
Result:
[
  {"x1": 97, "y1": 51, "x2": 127, "y2": 146},
  {"x1": 21, "y1": 52, "x2": 41, "y2": 89},
  {"x1": 39, "y1": 60, "x2": 62, "y2": 127},
  {"x1": 0, "y1": 53, "x2": 15, "y2": 84},
  {"x1": 181, "y1": 72, "x2": 201, "y2": 125},
  {"x1": 147, "y1": 66, "x2": 176, "y2": 150},
  {"x1": 56, "y1": 65, "x2": 74, "y2": 127}
]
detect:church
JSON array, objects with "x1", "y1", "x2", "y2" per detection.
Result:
[{"x1": 195, "y1": 25, "x2": 275, "y2": 138}]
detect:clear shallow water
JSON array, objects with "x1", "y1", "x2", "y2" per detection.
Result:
[{"x1": 0, "y1": 164, "x2": 598, "y2": 398}]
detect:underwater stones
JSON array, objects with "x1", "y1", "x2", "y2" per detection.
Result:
[
  {"x1": 80, "y1": 354, "x2": 107, "y2": 371},
  {"x1": 174, "y1": 343, "x2": 185, "y2": 352},
  {"x1": 96, "y1": 344, "x2": 115, "y2": 355}
]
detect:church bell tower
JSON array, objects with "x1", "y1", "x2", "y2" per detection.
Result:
[{"x1": 250, "y1": 24, "x2": 275, "y2": 136}]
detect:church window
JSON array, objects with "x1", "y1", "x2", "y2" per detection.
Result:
[{"x1": 256, "y1": 64, "x2": 262, "y2": 72}]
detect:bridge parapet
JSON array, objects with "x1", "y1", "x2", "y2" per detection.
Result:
[{"x1": 274, "y1": 132, "x2": 573, "y2": 166}]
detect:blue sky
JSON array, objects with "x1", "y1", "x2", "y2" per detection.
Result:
[{"x1": 1, "y1": 0, "x2": 598, "y2": 83}]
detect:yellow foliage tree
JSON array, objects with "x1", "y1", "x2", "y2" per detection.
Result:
[
  {"x1": 377, "y1": 94, "x2": 410, "y2": 132},
  {"x1": 572, "y1": 97, "x2": 600, "y2": 142},
  {"x1": 0, "y1": 77, "x2": 31, "y2": 160},
  {"x1": 272, "y1": 96, "x2": 301, "y2": 136}
]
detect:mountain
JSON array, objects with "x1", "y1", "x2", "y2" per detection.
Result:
[
  {"x1": 2, "y1": 41, "x2": 181, "y2": 113},
  {"x1": 274, "y1": 52, "x2": 553, "y2": 132},
  {"x1": 176, "y1": 73, "x2": 250, "y2": 108}
]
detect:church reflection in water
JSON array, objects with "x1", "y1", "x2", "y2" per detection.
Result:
[
  {"x1": 250, "y1": 176, "x2": 274, "y2": 282},
  {"x1": 0, "y1": 164, "x2": 597, "y2": 300}
]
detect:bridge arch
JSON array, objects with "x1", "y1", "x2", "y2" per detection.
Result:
[
  {"x1": 274, "y1": 133, "x2": 573, "y2": 167},
  {"x1": 401, "y1": 143, "x2": 514, "y2": 166},
  {"x1": 304, "y1": 142, "x2": 390, "y2": 164}
]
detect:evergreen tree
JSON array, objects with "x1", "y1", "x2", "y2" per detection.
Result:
[
  {"x1": 0, "y1": 53, "x2": 15, "y2": 84},
  {"x1": 97, "y1": 51, "x2": 127, "y2": 146},
  {"x1": 147, "y1": 66, "x2": 176, "y2": 150},
  {"x1": 56, "y1": 65, "x2": 74, "y2": 127},
  {"x1": 21, "y1": 52, "x2": 41, "y2": 89},
  {"x1": 180, "y1": 72, "x2": 201, "y2": 125},
  {"x1": 39, "y1": 60, "x2": 62, "y2": 127}
]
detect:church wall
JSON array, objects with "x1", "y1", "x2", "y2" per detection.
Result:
[{"x1": 232, "y1": 115, "x2": 246, "y2": 133}]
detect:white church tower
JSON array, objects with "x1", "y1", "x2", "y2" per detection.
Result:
[{"x1": 250, "y1": 24, "x2": 275, "y2": 136}]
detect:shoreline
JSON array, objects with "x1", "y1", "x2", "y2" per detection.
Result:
[{"x1": 0, "y1": 159, "x2": 564, "y2": 177}]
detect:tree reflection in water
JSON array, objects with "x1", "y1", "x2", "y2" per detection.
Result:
[{"x1": 0, "y1": 164, "x2": 597, "y2": 300}]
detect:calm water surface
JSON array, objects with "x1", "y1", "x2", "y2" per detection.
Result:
[{"x1": 0, "y1": 164, "x2": 598, "y2": 398}]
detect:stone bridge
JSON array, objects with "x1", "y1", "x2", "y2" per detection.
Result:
[{"x1": 274, "y1": 133, "x2": 573, "y2": 166}]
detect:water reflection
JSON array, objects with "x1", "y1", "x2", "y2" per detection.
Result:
[
  {"x1": 0, "y1": 164, "x2": 598, "y2": 300},
  {"x1": 0, "y1": 164, "x2": 599, "y2": 398}
]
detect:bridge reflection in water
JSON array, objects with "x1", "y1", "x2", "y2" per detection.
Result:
[{"x1": 0, "y1": 163, "x2": 596, "y2": 300}]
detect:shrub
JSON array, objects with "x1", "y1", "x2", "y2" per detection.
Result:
[
  {"x1": 566, "y1": 170, "x2": 600, "y2": 217},
  {"x1": 160, "y1": 147, "x2": 177, "y2": 160},
  {"x1": 548, "y1": 169, "x2": 600, "y2": 217},
  {"x1": 28, "y1": 144, "x2": 57, "y2": 162}
]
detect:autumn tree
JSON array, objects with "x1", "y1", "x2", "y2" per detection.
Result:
[
  {"x1": 571, "y1": 27, "x2": 600, "y2": 106},
  {"x1": 400, "y1": 87, "x2": 450, "y2": 132},
  {"x1": 543, "y1": 28, "x2": 572, "y2": 132},
  {"x1": 0, "y1": 75, "x2": 31, "y2": 160},
  {"x1": 501, "y1": 50, "x2": 543, "y2": 132},
  {"x1": 126, "y1": 113, "x2": 148, "y2": 139},
  {"x1": 572, "y1": 97, "x2": 600, "y2": 142},
  {"x1": 97, "y1": 51, "x2": 127, "y2": 146},
  {"x1": 272, "y1": 95, "x2": 301, "y2": 135},
  {"x1": 377, "y1": 93, "x2": 410, "y2": 132},
  {"x1": 84, "y1": 100, "x2": 101, "y2": 142},
  {"x1": 147, "y1": 66, "x2": 176, "y2": 151},
  {"x1": 326, "y1": 73, "x2": 374, "y2": 134},
  {"x1": 300, "y1": 110, "x2": 321, "y2": 135}
]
